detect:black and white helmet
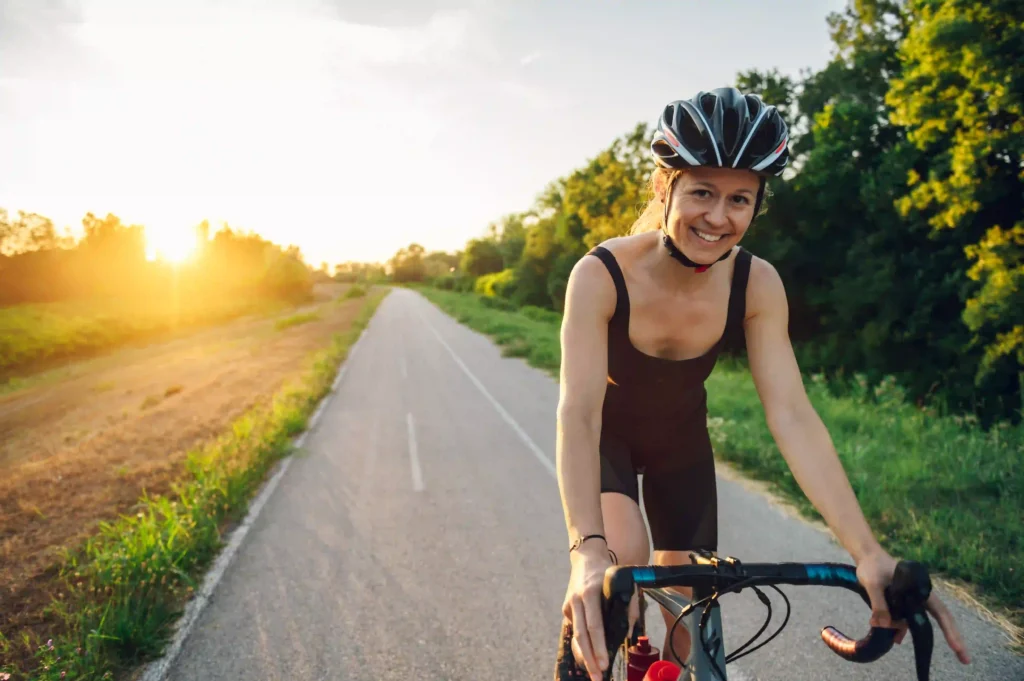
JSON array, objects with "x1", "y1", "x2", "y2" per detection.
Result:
[{"x1": 651, "y1": 87, "x2": 790, "y2": 176}]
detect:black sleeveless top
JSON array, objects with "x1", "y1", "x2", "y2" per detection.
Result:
[{"x1": 587, "y1": 246, "x2": 752, "y2": 454}]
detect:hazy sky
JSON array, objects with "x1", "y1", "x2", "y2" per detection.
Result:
[{"x1": 0, "y1": 0, "x2": 846, "y2": 265}]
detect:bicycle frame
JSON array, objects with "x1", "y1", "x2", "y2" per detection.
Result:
[
  {"x1": 634, "y1": 548, "x2": 729, "y2": 681},
  {"x1": 643, "y1": 582, "x2": 726, "y2": 681}
]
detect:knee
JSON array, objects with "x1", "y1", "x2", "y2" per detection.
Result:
[
  {"x1": 608, "y1": 532, "x2": 650, "y2": 566},
  {"x1": 601, "y1": 492, "x2": 651, "y2": 566}
]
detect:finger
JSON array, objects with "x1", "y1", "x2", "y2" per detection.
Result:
[
  {"x1": 563, "y1": 583, "x2": 575, "y2": 622},
  {"x1": 570, "y1": 598, "x2": 600, "y2": 680},
  {"x1": 584, "y1": 589, "x2": 609, "y2": 677},
  {"x1": 864, "y1": 582, "x2": 893, "y2": 629},
  {"x1": 894, "y1": 623, "x2": 908, "y2": 645},
  {"x1": 927, "y1": 594, "x2": 971, "y2": 664}
]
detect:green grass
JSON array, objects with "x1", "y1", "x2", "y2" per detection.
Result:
[
  {"x1": 417, "y1": 287, "x2": 1024, "y2": 639},
  {"x1": 342, "y1": 284, "x2": 367, "y2": 299},
  {"x1": 418, "y1": 288, "x2": 563, "y2": 373},
  {"x1": 0, "y1": 289, "x2": 389, "y2": 681},
  {"x1": 0, "y1": 295, "x2": 289, "y2": 379},
  {"x1": 273, "y1": 311, "x2": 320, "y2": 331}
]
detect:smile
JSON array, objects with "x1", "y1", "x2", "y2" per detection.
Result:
[{"x1": 691, "y1": 227, "x2": 726, "y2": 243}]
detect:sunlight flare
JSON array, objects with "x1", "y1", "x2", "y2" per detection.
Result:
[{"x1": 145, "y1": 225, "x2": 199, "y2": 263}]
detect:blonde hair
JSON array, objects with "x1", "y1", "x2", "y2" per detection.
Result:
[
  {"x1": 627, "y1": 167, "x2": 772, "y2": 236},
  {"x1": 628, "y1": 167, "x2": 681, "y2": 235}
]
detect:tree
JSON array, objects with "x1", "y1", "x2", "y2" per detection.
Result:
[
  {"x1": 887, "y1": 0, "x2": 1024, "y2": 398},
  {"x1": 389, "y1": 243, "x2": 427, "y2": 282},
  {"x1": 0, "y1": 210, "x2": 67, "y2": 255},
  {"x1": 422, "y1": 250, "x2": 460, "y2": 279},
  {"x1": 460, "y1": 237, "x2": 504, "y2": 277},
  {"x1": 488, "y1": 213, "x2": 528, "y2": 269},
  {"x1": 334, "y1": 261, "x2": 386, "y2": 283}
]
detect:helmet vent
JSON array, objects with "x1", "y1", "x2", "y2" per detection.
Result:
[
  {"x1": 739, "y1": 118, "x2": 779, "y2": 167},
  {"x1": 699, "y1": 93, "x2": 717, "y2": 117},
  {"x1": 723, "y1": 109, "x2": 740, "y2": 156},
  {"x1": 744, "y1": 95, "x2": 762, "y2": 118},
  {"x1": 678, "y1": 108, "x2": 710, "y2": 154}
]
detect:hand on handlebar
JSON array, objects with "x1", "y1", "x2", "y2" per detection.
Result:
[
  {"x1": 856, "y1": 546, "x2": 971, "y2": 665},
  {"x1": 562, "y1": 543, "x2": 614, "y2": 681}
]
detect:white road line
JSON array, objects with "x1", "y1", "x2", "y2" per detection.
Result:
[
  {"x1": 308, "y1": 396, "x2": 328, "y2": 431},
  {"x1": 415, "y1": 305, "x2": 557, "y2": 480},
  {"x1": 407, "y1": 412, "x2": 424, "y2": 491},
  {"x1": 140, "y1": 320, "x2": 374, "y2": 681},
  {"x1": 140, "y1": 455, "x2": 295, "y2": 681},
  {"x1": 331, "y1": 330, "x2": 365, "y2": 392}
]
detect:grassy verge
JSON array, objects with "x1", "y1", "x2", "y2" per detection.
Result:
[
  {"x1": 0, "y1": 288, "x2": 389, "y2": 681},
  {"x1": 274, "y1": 311, "x2": 320, "y2": 331},
  {"x1": 418, "y1": 288, "x2": 562, "y2": 373},
  {"x1": 342, "y1": 284, "x2": 367, "y2": 299},
  {"x1": 416, "y1": 287, "x2": 1023, "y2": 641},
  {"x1": 0, "y1": 295, "x2": 295, "y2": 380}
]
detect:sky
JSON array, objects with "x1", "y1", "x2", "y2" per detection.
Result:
[{"x1": 0, "y1": 0, "x2": 848, "y2": 265}]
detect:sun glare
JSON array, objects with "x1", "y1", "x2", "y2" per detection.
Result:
[{"x1": 145, "y1": 226, "x2": 198, "y2": 264}]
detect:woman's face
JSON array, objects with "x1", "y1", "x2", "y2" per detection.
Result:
[{"x1": 660, "y1": 167, "x2": 760, "y2": 262}]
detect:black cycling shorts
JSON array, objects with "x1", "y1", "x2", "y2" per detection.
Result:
[{"x1": 599, "y1": 434, "x2": 718, "y2": 552}]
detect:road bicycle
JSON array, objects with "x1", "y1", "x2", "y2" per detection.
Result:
[{"x1": 554, "y1": 549, "x2": 937, "y2": 681}]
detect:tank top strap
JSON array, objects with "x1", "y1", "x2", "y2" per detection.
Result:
[
  {"x1": 723, "y1": 247, "x2": 753, "y2": 351},
  {"x1": 587, "y1": 246, "x2": 630, "y2": 327}
]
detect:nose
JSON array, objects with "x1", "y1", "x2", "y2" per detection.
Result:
[{"x1": 704, "y1": 199, "x2": 729, "y2": 229}]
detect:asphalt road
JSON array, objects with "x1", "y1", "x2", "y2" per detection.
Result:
[{"x1": 162, "y1": 288, "x2": 1022, "y2": 681}]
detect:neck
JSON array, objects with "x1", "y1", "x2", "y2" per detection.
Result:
[{"x1": 645, "y1": 232, "x2": 726, "y2": 291}]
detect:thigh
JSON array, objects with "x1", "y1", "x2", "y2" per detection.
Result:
[
  {"x1": 601, "y1": 492, "x2": 649, "y2": 566},
  {"x1": 599, "y1": 436, "x2": 650, "y2": 566},
  {"x1": 642, "y1": 454, "x2": 718, "y2": 555}
]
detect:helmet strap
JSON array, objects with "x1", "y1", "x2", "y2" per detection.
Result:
[
  {"x1": 753, "y1": 177, "x2": 766, "y2": 218},
  {"x1": 660, "y1": 231, "x2": 730, "y2": 272}
]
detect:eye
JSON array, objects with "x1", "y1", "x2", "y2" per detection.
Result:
[
  {"x1": 692, "y1": 189, "x2": 712, "y2": 198},
  {"x1": 732, "y1": 195, "x2": 751, "y2": 205}
]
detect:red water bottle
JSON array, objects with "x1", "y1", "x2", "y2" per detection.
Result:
[
  {"x1": 626, "y1": 636, "x2": 661, "y2": 681},
  {"x1": 643, "y1": 660, "x2": 683, "y2": 680}
]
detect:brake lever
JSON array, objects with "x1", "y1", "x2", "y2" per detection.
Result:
[
  {"x1": 888, "y1": 561, "x2": 933, "y2": 681},
  {"x1": 820, "y1": 560, "x2": 933, "y2": 677},
  {"x1": 906, "y1": 609, "x2": 934, "y2": 681}
]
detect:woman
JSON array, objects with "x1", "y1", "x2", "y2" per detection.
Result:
[{"x1": 556, "y1": 87, "x2": 971, "y2": 679}]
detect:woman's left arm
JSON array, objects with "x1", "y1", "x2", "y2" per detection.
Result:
[
  {"x1": 743, "y1": 258, "x2": 970, "y2": 664},
  {"x1": 743, "y1": 259, "x2": 877, "y2": 563}
]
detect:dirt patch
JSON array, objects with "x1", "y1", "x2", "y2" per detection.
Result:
[{"x1": 0, "y1": 283, "x2": 363, "y2": 662}]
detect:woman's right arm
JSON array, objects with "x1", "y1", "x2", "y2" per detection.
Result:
[{"x1": 556, "y1": 253, "x2": 617, "y2": 680}]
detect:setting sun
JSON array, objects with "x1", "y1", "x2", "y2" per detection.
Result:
[{"x1": 145, "y1": 225, "x2": 199, "y2": 263}]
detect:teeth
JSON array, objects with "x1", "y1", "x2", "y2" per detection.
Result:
[{"x1": 693, "y1": 228, "x2": 723, "y2": 243}]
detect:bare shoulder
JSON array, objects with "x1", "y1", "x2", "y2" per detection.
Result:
[
  {"x1": 564, "y1": 250, "x2": 617, "y2": 323},
  {"x1": 745, "y1": 253, "x2": 788, "y2": 319},
  {"x1": 595, "y1": 233, "x2": 653, "y2": 261},
  {"x1": 565, "y1": 233, "x2": 655, "y2": 322}
]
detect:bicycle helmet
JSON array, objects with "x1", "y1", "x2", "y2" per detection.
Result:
[
  {"x1": 651, "y1": 87, "x2": 790, "y2": 272},
  {"x1": 651, "y1": 87, "x2": 789, "y2": 176}
]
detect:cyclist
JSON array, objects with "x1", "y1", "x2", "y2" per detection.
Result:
[{"x1": 555, "y1": 87, "x2": 971, "y2": 680}]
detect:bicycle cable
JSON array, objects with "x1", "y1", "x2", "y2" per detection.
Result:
[
  {"x1": 725, "y1": 585, "x2": 791, "y2": 663},
  {"x1": 722, "y1": 584, "x2": 772, "y2": 662},
  {"x1": 662, "y1": 577, "x2": 794, "y2": 681},
  {"x1": 665, "y1": 576, "x2": 760, "y2": 673}
]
